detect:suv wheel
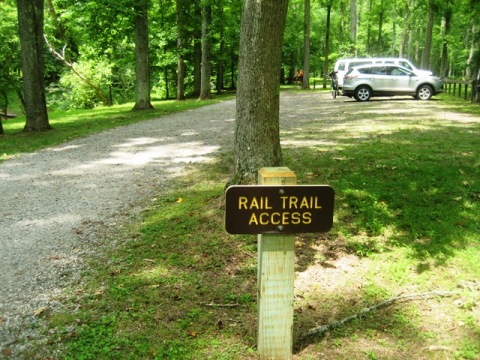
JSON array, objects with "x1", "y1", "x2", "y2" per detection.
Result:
[
  {"x1": 416, "y1": 85, "x2": 433, "y2": 100},
  {"x1": 354, "y1": 86, "x2": 371, "y2": 101}
]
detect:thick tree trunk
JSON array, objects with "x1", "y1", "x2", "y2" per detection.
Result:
[
  {"x1": 132, "y1": 0, "x2": 153, "y2": 110},
  {"x1": 421, "y1": 3, "x2": 434, "y2": 69},
  {"x1": 17, "y1": 0, "x2": 51, "y2": 131},
  {"x1": 232, "y1": 0, "x2": 288, "y2": 184},
  {"x1": 199, "y1": 2, "x2": 212, "y2": 100}
]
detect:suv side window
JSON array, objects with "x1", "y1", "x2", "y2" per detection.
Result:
[
  {"x1": 370, "y1": 66, "x2": 387, "y2": 75},
  {"x1": 389, "y1": 67, "x2": 410, "y2": 76}
]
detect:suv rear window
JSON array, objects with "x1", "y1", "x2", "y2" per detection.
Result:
[{"x1": 356, "y1": 66, "x2": 387, "y2": 75}]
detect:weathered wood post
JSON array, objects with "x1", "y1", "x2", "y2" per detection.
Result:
[
  {"x1": 224, "y1": 168, "x2": 334, "y2": 360},
  {"x1": 257, "y1": 167, "x2": 297, "y2": 359}
]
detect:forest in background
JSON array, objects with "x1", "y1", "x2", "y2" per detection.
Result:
[{"x1": 1, "y1": 0, "x2": 480, "y2": 112}]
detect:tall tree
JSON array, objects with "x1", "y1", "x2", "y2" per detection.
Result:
[
  {"x1": 421, "y1": 0, "x2": 435, "y2": 69},
  {"x1": 176, "y1": 0, "x2": 186, "y2": 100},
  {"x1": 17, "y1": 0, "x2": 51, "y2": 131},
  {"x1": 350, "y1": 0, "x2": 357, "y2": 55},
  {"x1": 322, "y1": 1, "x2": 333, "y2": 88},
  {"x1": 232, "y1": 0, "x2": 289, "y2": 184},
  {"x1": 302, "y1": 0, "x2": 311, "y2": 89},
  {"x1": 193, "y1": 1, "x2": 202, "y2": 97},
  {"x1": 199, "y1": 1, "x2": 212, "y2": 100},
  {"x1": 132, "y1": 0, "x2": 154, "y2": 110}
]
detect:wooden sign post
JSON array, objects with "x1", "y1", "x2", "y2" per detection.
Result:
[
  {"x1": 257, "y1": 167, "x2": 297, "y2": 359},
  {"x1": 225, "y1": 167, "x2": 334, "y2": 359}
]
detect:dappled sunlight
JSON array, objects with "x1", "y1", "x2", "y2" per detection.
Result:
[
  {"x1": 94, "y1": 142, "x2": 219, "y2": 167},
  {"x1": 48, "y1": 144, "x2": 83, "y2": 152},
  {"x1": 281, "y1": 139, "x2": 338, "y2": 148},
  {"x1": 114, "y1": 137, "x2": 167, "y2": 147},
  {"x1": 135, "y1": 263, "x2": 172, "y2": 282},
  {"x1": 15, "y1": 213, "x2": 82, "y2": 228}
]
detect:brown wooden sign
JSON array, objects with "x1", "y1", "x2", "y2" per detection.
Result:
[{"x1": 225, "y1": 185, "x2": 334, "y2": 234}]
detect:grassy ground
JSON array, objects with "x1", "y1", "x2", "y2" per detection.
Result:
[
  {"x1": 0, "y1": 96, "x2": 229, "y2": 161},
  {"x1": 3, "y1": 92, "x2": 480, "y2": 359}
]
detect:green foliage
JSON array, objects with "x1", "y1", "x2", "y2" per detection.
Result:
[
  {"x1": 58, "y1": 58, "x2": 114, "y2": 109},
  {"x1": 0, "y1": 95, "x2": 230, "y2": 160},
  {"x1": 0, "y1": 1, "x2": 21, "y2": 108}
]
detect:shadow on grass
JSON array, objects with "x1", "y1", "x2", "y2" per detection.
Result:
[
  {"x1": 44, "y1": 92, "x2": 480, "y2": 359},
  {"x1": 286, "y1": 123, "x2": 480, "y2": 269}
]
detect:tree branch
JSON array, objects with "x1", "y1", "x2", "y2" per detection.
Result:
[
  {"x1": 300, "y1": 290, "x2": 456, "y2": 339},
  {"x1": 44, "y1": 36, "x2": 110, "y2": 106}
]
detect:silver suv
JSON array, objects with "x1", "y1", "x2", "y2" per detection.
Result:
[{"x1": 342, "y1": 64, "x2": 444, "y2": 101}]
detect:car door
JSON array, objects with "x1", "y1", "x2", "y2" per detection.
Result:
[
  {"x1": 368, "y1": 66, "x2": 389, "y2": 91},
  {"x1": 386, "y1": 66, "x2": 414, "y2": 94}
]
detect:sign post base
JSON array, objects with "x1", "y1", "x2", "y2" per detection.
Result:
[{"x1": 257, "y1": 167, "x2": 296, "y2": 359}]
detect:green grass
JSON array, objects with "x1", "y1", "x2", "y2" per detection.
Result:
[
  {"x1": 0, "y1": 96, "x2": 231, "y2": 161},
  {"x1": 6, "y1": 93, "x2": 480, "y2": 359}
]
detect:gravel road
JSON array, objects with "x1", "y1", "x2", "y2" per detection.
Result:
[
  {"x1": 0, "y1": 92, "x2": 331, "y2": 358},
  {"x1": 1, "y1": 91, "x2": 458, "y2": 358},
  {"x1": 0, "y1": 98, "x2": 241, "y2": 357}
]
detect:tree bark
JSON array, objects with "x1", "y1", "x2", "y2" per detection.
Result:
[
  {"x1": 232, "y1": 0, "x2": 288, "y2": 184},
  {"x1": 17, "y1": 0, "x2": 51, "y2": 131},
  {"x1": 193, "y1": 2, "x2": 202, "y2": 97},
  {"x1": 302, "y1": 0, "x2": 310, "y2": 90},
  {"x1": 132, "y1": 0, "x2": 153, "y2": 110},
  {"x1": 350, "y1": 0, "x2": 357, "y2": 55},
  {"x1": 176, "y1": 0, "x2": 186, "y2": 100},
  {"x1": 322, "y1": 3, "x2": 332, "y2": 89},
  {"x1": 217, "y1": 40, "x2": 225, "y2": 93},
  {"x1": 421, "y1": 1, "x2": 435, "y2": 69},
  {"x1": 199, "y1": 2, "x2": 212, "y2": 100}
]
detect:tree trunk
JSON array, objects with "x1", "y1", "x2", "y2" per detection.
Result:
[
  {"x1": 176, "y1": 0, "x2": 186, "y2": 100},
  {"x1": 323, "y1": 4, "x2": 332, "y2": 89},
  {"x1": 377, "y1": 7, "x2": 384, "y2": 56},
  {"x1": 366, "y1": 0, "x2": 373, "y2": 55},
  {"x1": 230, "y1": 48, "x2": 236, "y2": 89},
  {"x1": 217, "y1": 40, "x2": 225, "y2": 93},
  {"x1": 17, "y1": 0, "x2": 51, "y2": 131},
  {"x1": 391, "y1": 0, "x2": 397, "y2": 56},
  {"x1": 350, "y1": 0, "x2": 357, "y2": 55},
  {"x1": 232, "y1": 0, "x2": 288, "y2": 184},
  {"x1": 399, "y1": 1, "x2": 411, "y2": 58},
  {"x1": 421, "y1": 2, "x2": 434, "y2": 69},
  {"x1": 193, "y1": 2, "x2": 202, "y2": 97},
  {"x1": 302, "y1": 0, "x2": 310, "y2": 90},
  {"x1": 466, "y1": 24, "x2": 476, "y2": 79},
  {"x1": 199, "y1": 2, "x2": 212, "y2": 100},
  {"x1": 439, "y1": 14, "x2": 450, "y2": 78},
  {"x1": 476, "y1": 70, "x2": 480, "y2": 102},
  {"x1": 132, "y1": 0, "x2": 153, "y2": 110}
]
